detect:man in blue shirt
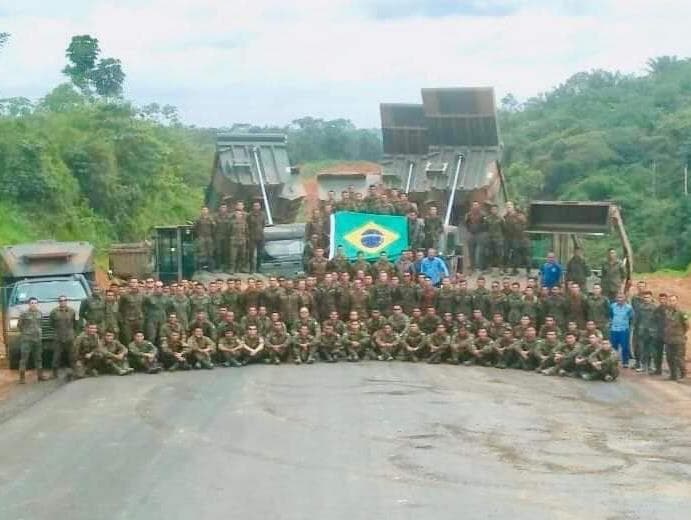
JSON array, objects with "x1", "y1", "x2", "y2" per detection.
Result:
[
  {"x1": 420, "y1": 248, "x2": 449, "y2": 287},
  {"x1": 539, "y1": 252, "x2": 563, "y2": 289},
  {"x1": 609, "y1": 292, "x2": 634, "y2": 367}
]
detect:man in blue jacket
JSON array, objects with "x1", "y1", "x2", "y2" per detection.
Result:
[
  {"x1": 539, "y1": 252, "x2": 563, "y2": 289},
  {"x1": 420, "y1": 248, "x2": 449, "y2": 287}
]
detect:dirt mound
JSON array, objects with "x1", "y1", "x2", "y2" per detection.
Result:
[
  {"x1": 639, "y1": 275, "x2": 691, "y2": 310},
  {"x1": 317, "y1": 161, "x2": 382, "y2": 176}
]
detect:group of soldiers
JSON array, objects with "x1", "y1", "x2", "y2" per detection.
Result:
[
  {"x1": 304, "y1": 186, "x2": 531, "y2": 274},
  {"x1": 194, "y1": 200, "x2": 267, "y2": 273},
  {"x1": 19, "y1": 264, "x2": 687, "y2": 384}
]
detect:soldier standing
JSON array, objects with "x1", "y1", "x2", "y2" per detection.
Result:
[
  {"x1": 566, "y1": 247, "x2": 589, "y2": 290},
  {"x1": 423, "y1": 206, "x2": 443, "y2": 251},
  {"x1": 194, "y1": 207, "x2": 216, "y2": 270},
  {"x1": 49, "y1": 295, "x2": 77, "y2": 379},
  {"x1": 214, "y1": 204, "x2": 232, "y2": 271},
  {"x1": 229, "y1": 208, "x2": 249, "y2": 273},
  {"x1": 79, "y1": 286, "x2": 105, "y2": 332},
  {"x1": 143, "y1": 281, "x2": 169, "y2": 345},
  {"x1": 634, "y1": 292, "x2": 658, "y2": 373},
  {"x1": 664, "y1": 295, "x2": 688, "y2": 381},
  {"x1": 601, "y1": 248, "x2": 625, "y2": 300},
  {"x1": 247, "y1": 201, "x2": 267, "y2": 273},
  {"x1": 118, "y1": 279, "x2": 144, "y2": 346},
  {"x1": 18, "y1": 297, "x2": 46, "y2": 384},
  {"x1": 407, "y1": 211, "x2": 425, "y2": 251}
]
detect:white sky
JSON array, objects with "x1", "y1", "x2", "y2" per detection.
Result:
[{"x1": 1, "y1": 0, "x2": 691, "y2": 127}]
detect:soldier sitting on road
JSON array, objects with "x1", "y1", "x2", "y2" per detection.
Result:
[
  {"x1": 185, "y1": 327, "x2": 215, "y2": 370},
  {"x1": 160, "y1": 330, "x2": 191, "y2": 371},
  {"x1": 100, "y1": 331, "x2": 134, "y2": 376},
  {"x1": 128, "y1": 331, "x2": 163, "y2": 374},
  {"x1": 264, "y1": 322, "x2": 291, "y2": 365},
  {"x1": 292, "y1": 324, "x2": 317, "y2": 365}
]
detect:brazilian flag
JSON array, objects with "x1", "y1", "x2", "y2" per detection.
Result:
[{"x1": 329, "y1": 211, "x2": 409, "y2": 260}]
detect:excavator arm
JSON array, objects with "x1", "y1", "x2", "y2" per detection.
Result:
[{"x1": 609, "y1": 205, "x2": 634, "y2": 294}]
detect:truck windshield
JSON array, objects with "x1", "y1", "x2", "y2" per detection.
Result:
[
  {"x1": 11, "y1": 279, "x2": 87, "y2": 304},
  {"x1": 263, "y1": 239, "x2": 303, "y2": 259}
]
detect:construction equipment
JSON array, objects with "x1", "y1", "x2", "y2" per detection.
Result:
[
  {"x1": 527, "y1": 201, "x2": 633, "y2": 291},
  {"x1": 0, "y1": 241, "x2": 94, "y2": 368},
  {"x1": 207, "y1": 133, "x2": 305, "y2": 223}
]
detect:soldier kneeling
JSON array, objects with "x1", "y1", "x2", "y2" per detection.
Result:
[
  {"x1": 128, "y1": 331, "x2": 163, "y2": 374},
  {"x1": 292, "y1": 324, "x2": 317, "y2": 365},
  {"x1": 73, "y1": 323, "x2": 104, "y2": 378},
  {"x1": 185, "y1": 327, "x2": 215, "y2": 369},
  {"x1": 100, "y1": 330, "x2": 134, "y2": 375},
  {"x1": 160, "y1": 330, "x2": 191, "y2": 371}
]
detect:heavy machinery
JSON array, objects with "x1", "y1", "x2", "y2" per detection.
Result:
[
  {"x1": 207, "y1": 133, "x2": 305, "y2": 224},
  {"x1": 527, "y1": 201, "x2": 633, "y2": 290},
  {"x1": 0, "y1": 241, "x2": 94, "y2": 368}
]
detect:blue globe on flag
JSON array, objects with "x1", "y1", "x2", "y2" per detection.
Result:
[{"x1": 360, "y1": 228, "x2": 384, "y2": 249}]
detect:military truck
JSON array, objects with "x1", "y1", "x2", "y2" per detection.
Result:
[{"x1": 0, "y1": 241, "x2": 94, "y2": 368}]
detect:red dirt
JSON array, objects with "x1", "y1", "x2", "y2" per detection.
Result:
[{"x1": 318, "y1": 161, "x2": 382, "y2": 176}]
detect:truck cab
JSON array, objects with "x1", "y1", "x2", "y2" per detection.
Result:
[{"x1": 0, "y1": 241, "x2": 94, "y2": 368}]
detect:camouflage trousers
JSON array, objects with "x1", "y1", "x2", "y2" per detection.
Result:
[
  {"x1": 197, "y1": 237, "x2": 214, "y2": 270},
  {"x1": 19, "y1": 338, "x2": 43, "y2": 372},
  {"x1": 52, "y1": 339, "x2": 75, "y2": 373},
  {"x1": 229, "y1": 240, "x2": 247, "y2": 273},
  {"x1": 247, "y1": 239, "x2": 264, "y2": 273}
]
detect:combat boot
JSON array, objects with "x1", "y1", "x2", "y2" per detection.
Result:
[
  {"x1": 200, "y1": 360, "x2": 214, "y2": 370},
  {"x1": 18, "y1": 370, "x2": 26, "y2": 384}
]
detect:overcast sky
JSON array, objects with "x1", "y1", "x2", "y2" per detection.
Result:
[{"x1": 1, "y1": 0, "x2": 691, "y2": 127}]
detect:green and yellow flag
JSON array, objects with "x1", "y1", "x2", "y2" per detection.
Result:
[{"x1": 329, "y1": 211, "x2": 409, "y2": 260}]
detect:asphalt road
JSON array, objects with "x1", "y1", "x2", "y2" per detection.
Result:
[{"x1": 0, "y1": 364, "x2": 690, "y2": 520}]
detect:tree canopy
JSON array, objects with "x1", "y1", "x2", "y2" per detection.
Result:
[{"x1": 499, "y1": 59, "x2": 691, "y2": 271}]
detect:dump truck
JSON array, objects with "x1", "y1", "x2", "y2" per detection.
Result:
[
  {"x1": 207, "y1": 133, "x2": 305, "y2": 224},
  {"x1": 0, "y1": 241, "x2": 94, "y2": 368},
  {"x1": 379, "y1": 87, "x2": 506, "y2": 258}
]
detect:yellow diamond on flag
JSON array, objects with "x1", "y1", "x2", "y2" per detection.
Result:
[{"x1": 344, "y1": 221, "x2": 400, "y2": 255}]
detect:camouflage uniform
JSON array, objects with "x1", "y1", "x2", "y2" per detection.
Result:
[
  {"x1": 160, "y1": 336, "x2": 191, "y2": 370},
  {"x1": 585, "y1": 347, "x2": 620, "y2": 381},
  {"x1": 73, "y1": 332, "x2": 102, "y2": 378},
  {"x1": 663, "y1": 307, "x2": 688, "y2": 380},
  {"x1": 399, "y1": 329, "x2": 427, "y2": 362},
  {"x1": 143, "y1": 292, "x2": 169, "y2": 344},
  {"x1": 388, "y1": 313, "x2": 410, "y2": 335},
  {"x1": 184, "y1": 335, "x2": 215, "y2": 369},
  {"x1": 99, "y1": 338, "x2": 132, "y2": 375},
  {"x1": 423, "y1": 215, "x2": 443, "y2": 250},
  {"x1": 79, "y1": 293, "x2": 105, "y2": 332},
  {"x1": 118, "y1": 291, "x2": 144, "y2": 346},
  {"x1": 214, "y1": 211, "x2": 233, "y2": 271},
  {"x1": 247, "y1": 210, "x2": 267, "y2": 273},
  {"x1": 373, "y1": 329, "x2": 399, "y2": 361},
  {"x1": 318, "y1": 331, "x2": 343, "y2": 362},
  {"x1": 587, "y1": 294, "x2": 611, "y2": 337},
  {"x1": 169, "y1": 294, "x2": 191, "y2": 331},
  {"x1": 194, "y1": 214, "x2": 216, "y2": 269},
  {"x1": 18, "y1": 307, "x2": 43, "y2": 380},
  {"x1": 279, "y1": 289, "x2": 301, "y2": 325},
  {"x1": 484, "y1": 214, "x2": 504, "y2": 269},
  {"x1": 469, "y1": 336, "x2": 497, "y2": 366},
  {"x1": 229, "y1": 212, "x2": 248, "y2": 273},
  {"x1": 128, "y1": 339, "x2": 162, "y2": 373},
  {"x1": 600, "y1": 260, "x2": 625, "y2": 300},
  {"x1": 452, "y1": 331, "x2": 475, "y2": 365},
  {"x1": 370, "y1": 283, "x2": 393, "y2": 315},
  {"x1": 49, "y1": 306, "x2": 77, "y2": 375},
  {"x1": 103, "y1": 299, "x2": 120, "y2": 336},
  {"x1": 634, "y1": 301, "x2": 658, "y2": 371},
  {"x1": 341, "y1": 327, "x2": 370, "y2": 361},
  {"x1": 506, "y1": 293, "x2": 524, "y2": 326},
  {"x1": 291, "y1": 332, "x2": 317, "y2": 364},
  {"x1": 426, "y1": 330, "x2": 451, "y2": 364}
]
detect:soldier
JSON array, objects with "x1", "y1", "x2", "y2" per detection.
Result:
[
  {"x1": 318, "y1": 322, "x2": 342, "y2": 362},
  {"x1": 543, "y1": 285, "x2": 566, "y2": 328},
  {"x1": 329, "y1": 245, "x2": 351, "y2": 274},
  {"x1": 99, "y1": 331, "x2": 133, "y2": 375},
  {"x1": 565, "y1": 283, "x2": 588, "y2": 329},
  {"x1": 541, "y1": 331, "x2": 579, "y2": 377},
  {"x1": 79, "y1": 286, "x2": 105, "y2": 332},
  {"x1": 235, "y1": 324, "x2": 264, "y2": 365},
  {"x1": 370, "y1": 272, "x2": 393, "y2": 315},
  {"x1": 538, "y1": 315, "x2": 561, "y2": 339},
  {"x1": 207, "y1": 281, "x2": 223, "y2": 324},
  {"x1": 229, "y1": 208, "x2": 248, "y2": 273},
  {"x1": 506, "y1": 283, "x2": 524, "y2": 326},
  {"x1": 399, "y1": 322, "x2": 427, "y2": 362},
  {"x1": 143, "y1": 281, "x2": 169, "y2": 345},
  {"x1": 189, "y1": 283, "x2": 211, "y2": 320},
  {"x1": 472, "y1": 277, "x2": 491, "y2": 318},
  {"x1": 633, "y1": 292, "x2": 658, "y2": 373},
  {"x1": 49, "y1": 295, "x2": 77, "y2": 379},
  {"x1": 456, "y1": 279, "x2": 474, "y2": 318},
  {"x1": 488, "y1": 313, "x2": 509, "y2": 340},
  {"x1": 388, "y1": 305, "x2": 410, "y2": 335},
  {"x1": 423, "y1": 206, "x2": 443, "y2": 251},
  {"x1": 464, "y1": 201, "x2": 487, "y2": 271},
  {"x1": 436, "y1": 277, "x2": 457, "y2": 316},
  {"x1": 469, "y1": 327, "x2": 496, "y2": 367},
  {"x1": 503, "y1": 203, "x2": 531, "y2": 275},
  {"x1": 651, "y1": 293, "x2": 668, "y2": 375},
  {"x1": 279, "y1": 279, "x2": 300, "y2": 325},
  {"x1": 160, "y1": 330, "x2": 191, "y2": 370},
  {"x1": 601, "y1": 248, "x2": 625, "y2": 300},
  {"x1": 493, "y1": 327, "x2": 516, "y2": 369},
  {"x1": 587, "y1": 283, "x2": 610, "y2": 337},
  {"x1": 169, "y1": 284, "x2": 191, "y2": 332},
  {"x1": 584, "y1": 340, "x2": 620, "y2": 382},
  {"x1": 579, "y1": 320, "x2": 603, "y2": 343},
  {"x1": 468, "y1": 309, "x2": 491, "y2": 335},
  {"x1": 119, "y1": 278, "x2": 145, "y2": 346},
  {"x1": 189, "y1": 310, "x2": 217, "y2": 341},
  {"x1": 664, "y1": 295, "x2": 688, "y2": 381},
  {"x1": 488, "y1": 281, "x2": 507, "y2": 320},
  {"x1": 529, "y1": 330, "x2": 556, "y2": 372},
  {"x1": 341, "y1": 321, "x2": 369, "y2": 362},
  {"x1": 371, "y1": 252, "x2": 395, "y2": 278},
  {"x1": 194, "y1": 206, "x2": 215, "y2": 270},
  {"x1": 291, "y1": 324, "x2": 317, "y2": 364},
  {"x1": 512, "y1": 315, "x2": 532, "y2": 340},
  {"x1": 184, "y1": 327, "x2": 215, "y2": 369},
  {"x1": 323, "y1": 310, "x2": 347, "y2": 336},
  {"x1": 407, "y1": 211, "x2": 425, "y2": 252},
  {"x1": 350, "y1": 251, "x2": 370, "y2": 278},
  {"x1": 247, "y1": 201, "x2": 267, "y2": 273},
  {"x1": 419, "y1": 307, "x2": 442, "y2": 335},
  {"x1": 506, "y1": 325, "x2": 540, "y2": 370},
  {"x1": 73, "y1": 323, "x2": 103, "y2": 379},
  {"x1": 215, "y1": 328, "x2": 243, "y2": 367},
  {"x1": 484, "y1": 205, "x2": 504, "y2": 272},
  {"x1": 128, "y1": 331, "x2": 163, "y2": 374},
  {"x1": 308, "y1": 248, "x2": 329, "y2": 282},
  {"x1": 566, "y1": 246, "x2": 589, "y2": 290},
  {"x1": 427, "y1": 323, "x2": 452, "y2": 364},
  {"x1": 373, "y1": 323, "x2": 399, "y2": 361},
  {"x1": 17, "y1": 297, "x2": 46, "y2": 383},
  {"x1": 521, "y1": 286, "x2": 541, "y2": 327},
  {"x1": 102, "y1": 289, "x2": 120, "y2": 337},
  {"x1": 215, "y1": 203, "x2": 232, "y2": 271},
  {"x1": 290, "y1": 306, "x2": 321, "y2": 340}
]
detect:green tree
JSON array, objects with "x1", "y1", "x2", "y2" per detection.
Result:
[{"x1": 92, "y1": 57, "x2": 125, "y2": 98}]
